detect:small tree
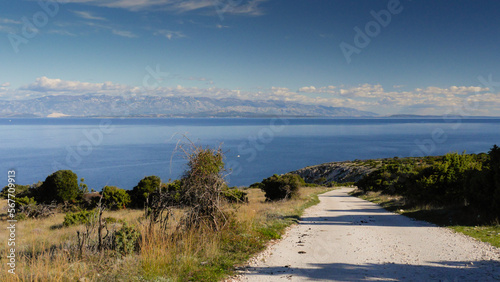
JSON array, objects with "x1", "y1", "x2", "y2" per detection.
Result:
[
  {"x1": 142, "y1": 141, "x2": 230, "y2": 233},
  {"x1": 102, "y1": 186, "x2": 131, "y2": 210},
  {"x1": 80, "y1": 178, "x2": 89, "y2": 194},
  {"x1": 179, "y1": 145, "x2": 228, "y2": 231},
  {"x1": 38, "y1": 170, "x2": 80, "y2": 203},
  {"x1": 131, "y1": 175, "x2": 161, "y2": 208},
  {"x1": 261, "y1": 174, "x2": 303, "y2": 201}
]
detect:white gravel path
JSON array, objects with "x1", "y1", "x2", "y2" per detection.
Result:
[{"x1": 232, "y1": 188, "x2": 500, "y2": 281}]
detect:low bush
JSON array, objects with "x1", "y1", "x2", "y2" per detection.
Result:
[
  {"x1": 15, "y1": 196, "x2": 37, "y2": 207},
  {"x1": 222, "y1": 187, "x2": 248, "y2": 203},
  {"x1": 260, "y1": 174, "x2": 304, "y2": 201},
  {"x1": 1, "y1": 184, "x2": 31, "y2": 198},
  {"x1": 114, "y1": 224, "x2": 140, "y2": 256},
  {"x1": 63, "y1": 210, "x2": 94, "y2": 227},
  {"x1": 102, "y1": 185, "x2": 131, "y2": 210}
]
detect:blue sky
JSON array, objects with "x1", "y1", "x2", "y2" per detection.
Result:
[{"x1": 1, "y1": 0, "x2": 500, "y2": 115}]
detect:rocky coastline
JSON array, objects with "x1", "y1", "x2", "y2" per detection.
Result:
[{"x1": 291, "y1": 161, "x2": 376, "y2": 184}]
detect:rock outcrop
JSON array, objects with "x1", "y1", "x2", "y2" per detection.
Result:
[{"x1": 291, "y1": 161, "x2": 376, "y2": 184}]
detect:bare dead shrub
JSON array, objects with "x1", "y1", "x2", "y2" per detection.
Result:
[{"x1": 18, "y1": 200, "x2": 57, "y2": 219}]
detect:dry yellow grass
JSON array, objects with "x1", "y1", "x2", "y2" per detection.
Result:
[
  {"x1": 0, "y1": 187, "x2": 331, "y2": 281},
  {"x1": 0, "y1": 200, "x2": 144, "y2": 281}
]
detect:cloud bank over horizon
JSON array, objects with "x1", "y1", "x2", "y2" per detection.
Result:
[{"x1": 1, "y1": 76, "x2": 499, "y2": 116}]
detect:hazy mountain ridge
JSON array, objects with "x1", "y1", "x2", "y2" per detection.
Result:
[{"x1": 0, "y1": 95, "x2": 377, "y2": 117}]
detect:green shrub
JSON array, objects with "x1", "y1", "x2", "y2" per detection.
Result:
[
  {"x1": 162, "y1": 180, "x2": 182, "y2": 204},
  {"x1": 102, "y1": 186, "x2": 131, "y2": 210},
  {"x1": 114, "y1": 224, "x2": 140, "y2": 256},
  {"x1": 15, "y1": 196, "x2": 37, "y2": 207},
  {"x1": 37, "y1": 170, "x2": 81, "y2": 203},
  {"x1": 131, "y1": 175, "x2": 162, "y2": 208},
  {"x1": 405, "y1": 152, "x2": 482, "y2": 206},
  {"x1": 356, "y1": 152, "x2": 490, "y2": 210},
  {"x1": 222, "y1": 187, "x2": 248, "y2": 203},
  {"x1": 63, "y1": 210, "x2": 94, "y2": 227},
  {"x1": 1, "y1": 184, "x2": 31, "y2": 199},
  {"x1": 357, "y1": 159, "x2": 423, "y2": 195},
  {"x1": 249, "y1": 182, "x2": 264, "y2": 189},
  {"x1": 260, "y1": 174, "x2": 303, "y2": 201}
]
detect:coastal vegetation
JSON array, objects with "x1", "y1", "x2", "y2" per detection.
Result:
[
  {"x1": 2, "y1": 144, "x2": 499, "y2": 280},
  {"x1": 356, "y1": 145, "x2": 500, "y2": 222},
  {"x1": 0, "y1": 144, "x2": 329, "y2": 281},
  {"x1": 353, "y1": 145, "x2": 500, "y2": 247}
]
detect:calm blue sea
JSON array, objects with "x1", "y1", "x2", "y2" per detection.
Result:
[{"x1": 1, "y1": 118, "x2": 499, "y2": 190}]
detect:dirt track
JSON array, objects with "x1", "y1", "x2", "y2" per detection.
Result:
[{"x1": 234, "y1": 188, "x2": 500, "y2": 281}]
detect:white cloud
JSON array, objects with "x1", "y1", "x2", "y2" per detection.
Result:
[
  {"x1": 72, "y1": 10, "x2": 107, "y2": 21},
  {"x1": 298, "y1": 86, "x2": 316, "y2": 92},
  {"x1": 21, "y1": 77, "x2": 128, "y2": 93},
  {"x1": 112, "y1": 29, "x2": 137, "y2": 38},
  {"x1": 172, "y1": 0, "x2": 214, "y2": 13},
  {"x1": 0, "y1": 17, "x2": 31, "y2": 34},
  {"x1": 48, "y1": 29, "x2": 77, "y2": 36},
  {"x1": 85, "y1": 22, "x2": 137, "y2": 38},
  {"x1": 154, "y1": 29, "x2": 186, "y2": 40},
  {"x1": 218, "y1": 0, "x2": 267, "y2": 16},
  {"x1": 417, "y1": 86, "x2": 489, "y2": 96},
  {"x1": 1, "y1": 82, "x2": 11, "y2": 87},
  {"x1": 0, "y1": 18, "x2": 21, "y2": 25},
  {"x1": 298, "y1": 85, "x2": 336, "y2": 93},
  {"x1": 49, "y1": 0, "x2": 268, "y2": 15},
  {"x1": 339, "y1": 84, "x2": 385, "y2": 98}
]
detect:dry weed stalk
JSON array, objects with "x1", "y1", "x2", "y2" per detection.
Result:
[{"x1": 76, "y1": 197, "x2": 113, "y2": 257}]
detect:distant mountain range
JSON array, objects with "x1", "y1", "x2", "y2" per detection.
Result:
[{"x1": 0, "y1": 95, "x2": 377, "y2": 118}]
